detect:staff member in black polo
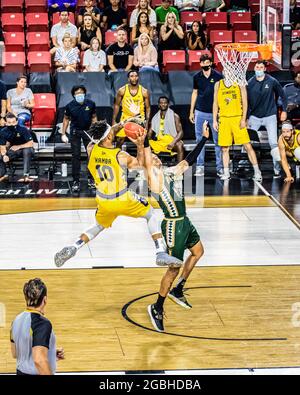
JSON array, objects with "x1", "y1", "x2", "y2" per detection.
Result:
[
  {"x1": 0, "y1": 112, "x2": 34, "y2": 183},
  {"x1": 61, "y1": 85, "x2": 97, "y2": 192},
  {"x1": 0, "y1": 79, "x2": 7, "y2": 126},
  {"x1": 189, "y1": 54, "x2": 223, "y2": 177}
]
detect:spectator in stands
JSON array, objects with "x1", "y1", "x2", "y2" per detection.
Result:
[
  {"x1": 202, "y1": 0, "x2": 226, "y2": 12},
  {"x1": 0, "y1": 26, "x2": 4, "y2": 50},
  {"x1": 78, "y1": 0, "x2": 101, "y2": 26},
  {"x1": 101, "y1": 0, "x2": 127, "y2": 31},
  {"x1": 107, "y1": 28, "x2": 134, "y2": 72},
  {"x1": 149, "y1": 96, "x2": 185, "y2": 162},
  {"x1": 83, "y1": 37, "x2": 106, "y2": 71},
  {"x1": 7, "y1": 76, "x2": 35, "y2": 127},
  {"x1": 189, "y1": 54, "x2": 223, "y2": 177},
  {"x1": 130, "y1": 0, "x2": 157, "y2": 28},
  {"x1": 281, "y1": 70, "x2": 300, "y2": 121},
  {"x1": 133, "y1": 33, "x2": 159, "y2": 71},
  {"x1": 0, "y1": 113, "x2": 34, "y2": 183},
  {"x1": 131, "y1": 12, "x2": 154, "y2": 45},
  {"x1": 0, "y1": 80, "x2": 7, "y2": 127},
  {"x1": 78, "y1": 13, "x2": 102, "y2": 51},
  {"x1": 48, "y1": 0, "x2": 77, "y2": 14},
  {"x1": 186, "y1": 21, "x2": 207, "y2": 50},
  {"x1": 227, "y1": 0, "x2": 249, "y2": 12},
  {"x1": 174, "y1": 0, "x2": 202, "y2": 12},
  {"x1": 50, "y1": 11, "x2": 78, "y2": 55},
  {"x1": 159, "y1": 12, "x2": 184, "y2": 52},
  {"x1": 247, "y1": 60, "x2": 288, "y2": 177},
  {"x1": 155, "y1": 0, "x2": 179, "y2": 30},
  {"x1": 290, "y1": 0, "x2": 300, "y2": 30},
  {"x1": 61, "y1": 85, "x2": 98, "y2": 192},
  {"x1": 54, "y1": 33, "x2": 79, "y2": 72}
]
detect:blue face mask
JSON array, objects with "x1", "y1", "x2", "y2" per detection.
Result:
[
  {"x1": 255, "y1": 70, "x2": 265, "y2": 78},
  {"x1": 75, "y1": 94, "x2": 85, "y2": 103}
]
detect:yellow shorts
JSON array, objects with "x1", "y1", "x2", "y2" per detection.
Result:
[
  {"x1": 149, "y1": 134, "x2": 176, "y2": 155},
  {"x1": 95, "y1": 190, "x2": 151, "y2": 228},
  {"x1": 218, "y1": 117, "x2": 250, "y2": 146}
]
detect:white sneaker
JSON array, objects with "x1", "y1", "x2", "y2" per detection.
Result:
[
  {"x1": 220, "y1": 173, "x2": 230, "y2": 180},
  {"x1": 253, "y1": 173, "x2": 263, "y2": 182},
  {"x1": 194, "y1": 166, "x2": 204, "y2": 176}
]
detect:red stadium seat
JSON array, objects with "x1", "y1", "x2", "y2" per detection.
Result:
[
  {"x1": 180, "y1": 11, "x2": 202, "y2": 30},
  {"x1": 27, "y1": 51, "x2": 51, "y2": 72},
  {"x1": 292, "y1": 30, "x2": 300, "y2": 40},
  {"x1": 1, "y1": 0, "x2": 23, "y2": 13},
  {"x1": 3, "y1": 32, "x2": 25, "y2": 52},
  {"x1": 234, "y1": 30, "x2": 257, "y2": 43},
  {"x1": 3, "y1": 52, "x2": 26, "y2": 73},
  {"x1": 205, "y1": 12, "x2": 227, "y2": 32},
  {"x1": 105, "y1": 30, "x2": 128, "y2": 45},
  {"x1": 26, "y1": 13, "x2": 49, "y2": 32},
  {"x1": 76, "y1": 0, "x2": 85, "y2": 11},
  {"x1": 230, "y1": 12, "x2": 252, "y2": 31},
  {"x1": 25, "y1": 0, "x2": 47, "y2": 13},
  {"x1": 52, "y1": 12, "x2": 75, "y2": 25},
  {"x1": 210, "y1": 30, "x2": 233, "y2": 46},
  {"x1": 249, "y1": 3, "x2": 260, "y2": 16},
  {"x1": 2, "y1": 14, "x2": 24, "y2": 33},
  {"x1": 162, "y1": 50, "x2": 186, "y2": 72},
  {"x1": 27, "y1": 32, "x2": 50, "y2": 51},
  {"x1": 32, "y1": 94, "x2": 57, "y2": 129},
  {"x1": 187, "y1": 50, "x2": 212, "y2": 71},
  {"x1": 151, "y1": 0, "x2": 173, "y2": 6}
]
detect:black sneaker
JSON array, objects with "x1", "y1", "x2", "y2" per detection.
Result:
[
  {"x1": 147, "y1": 304, "x2": 164, "y2": 332},
  {"x1": 71, "y1": 181, "x2": 80, "y2": 193},
  {"x1": 168, "y1": 288, "x2": 192, "y2": 309}
]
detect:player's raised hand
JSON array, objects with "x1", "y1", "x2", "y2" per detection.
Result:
[{"x1": 127, "y1": 128, "x2": 146, "y2": 146}]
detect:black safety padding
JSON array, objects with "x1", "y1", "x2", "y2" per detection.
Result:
[{"x1": 28, "y1": 72, "x2": 52, "y2": 93}]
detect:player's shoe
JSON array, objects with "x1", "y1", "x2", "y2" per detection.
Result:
[
  {"x1": 148, "y1": 304, "x2": 164, "y2": 332},
  {"x1": 168, "y1": 288, "x2": 192, "y2": 309},
  {"x1": 156, "y1": 252, "x2": 183, "y2": 268},
  {"x1": 194, "y1": 166, "x2": 204, "y2": 177},
  {"x1": 54, "y1": 246, "x2": 77, "y2": 267},
  {"x1": 220, "y1": 173, "x2": 230, "y2": 180},
  {"x1": 252, "y1": 173, "x2": 263, "y2": 182}
]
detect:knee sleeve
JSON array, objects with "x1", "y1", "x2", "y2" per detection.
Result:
[
  {"x1": 143, "y1": 207, "x2": 161, "y2": 236},
  {"x1": 294, "y1": 147, "x2": 300, "y2": 161},
  {"x1": 271, "y1": 147, "x2": 281, "y2": 162},
  {"x1": 83, "y1": 223, "x2": 104, "y2": 241}
]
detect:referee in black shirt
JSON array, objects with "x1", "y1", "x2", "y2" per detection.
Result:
[{"x1": 61, "y1": 85, "x2": 97, "y2": 193}]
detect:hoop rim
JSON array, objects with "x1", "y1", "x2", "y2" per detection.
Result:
[{"x1": 215, "y1": 43, "x2": 273, "y2": 59}]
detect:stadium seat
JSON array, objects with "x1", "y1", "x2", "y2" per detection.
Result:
[
  {"x1": 52, "y1": 12, "x2": 75, "y2": 25},
  {"x1": 27, "y1": 51, "x2": 51, "y2": 72},
  {"x1": 1, "y1": 0, "x2": 23, "y2": 13},
  {"x1": 3, "y1": 52, "x2": 26, "y2": 73},
  {"x1": 180, "y1": 11, "x2": 202, "y2": 30},
  {"x1": 234, "y1": 30, "x2": 257, "y2": 43},
  {"x1": 230, "y1": 12, "x2": 252, "y2": 31},
  {"x1": 249, "y1": 3, "x2": 260, "y2": 16},
  {"x1": 187, "y1": 50, "x2": 212, "y2": 71},
  {"x1": 3, "y1": 32, "x2": 25, "y2": 52},
  {"x1": 151, "y1": 0, "x2": 173, "y2": 6},
  {"x1": 105, "y1": 30, "x2": 128, "y2": 46},
  {"x1": 2, "y1": 14, "x2": 24, "y2": 33},
  {"x1": 292, "y1": 30, "x2": 300, "y2": 40},
  {"x1": 25, "y1": 0, "x2": 48, "y2": 13},
  {"x1": 26, "y1": 13, "x2": 49, "y2": 32},
  {"x1": 162, "y1": 50, "x2": 186, "y2": 72},
  {"x1": 32, "y1": 93, "x2": 56, "y2": 128},
  {"x1": 205, "y1": 12, "x2": 227, "y2": 32},
  {"x1": 27, "y1": 32, "x2": 50, "y2": 51},
  {"x1": 124, "y1": 0, "x2": 136, "y2": 14},
  {"x1": 76, "y1": 0, "x2": 85, "y2": 11},
  {"x1": 210, "y1": 30, "x2": 233, "y2": 46}
]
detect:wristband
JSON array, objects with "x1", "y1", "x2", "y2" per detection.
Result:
[{"x1": 144, "y1": 136, "x2": 149, "y2": 148}]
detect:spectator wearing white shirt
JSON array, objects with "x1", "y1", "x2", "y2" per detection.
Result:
[
  {"x1": 50, "y1": 11, "x2": 77, "y2": 55},
  {"x1": 174, "y1": 0, "x2": 202, "y2": 12},
  {"x1": 83, "y1": 37, "x2": 106, "y2": 72},
  {"x1": 129, "y1": 0, "x2": 157, "y2": 28},
  {"x1": 54, "y1": 33, "x2": 79, "y2": 72}
]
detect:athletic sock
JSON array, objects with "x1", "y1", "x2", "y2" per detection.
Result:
[
  {"x1": 154, "y1": 238, "x2": 166, "y2": 254},
  {"x1": 224, "y1": 167, "x2": 230, "y2": 177},
  {"x1": 253, "y1": 164, "x2": 261, "y2": 175},
  {"x1": 155, "y1": 294, "x2": 166, "y2": 312},
  {"x1": 73, "y1": 238, "x2": 85, "y2": 250},
  {"x1": 174, "y1": 277, "x2": 186, "y2": 294}
]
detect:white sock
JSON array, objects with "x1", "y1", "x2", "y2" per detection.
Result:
[
  {"x1": 224, "y1": 167, "x2": 230, "y2": 176},
  {"x1": 154, "y1": 238, "x2": 166, "y2": 254},
  {"x1": 253, "y1": 164, "x2": 261, "y2": 175}
]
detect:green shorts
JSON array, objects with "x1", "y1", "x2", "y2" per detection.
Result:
[{"x1": 161, "y1": 216, "x2": 200, "y2": 262}]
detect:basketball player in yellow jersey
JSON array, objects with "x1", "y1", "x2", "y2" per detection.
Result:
[
  {"x1": 113, "y1": 70, "x2": 151, "y2": 139},
  {"x1": 276, "y1": 120, "x2": 300, "y2": 183},
  {"x1": 54, "y1": 119, "x2": 182, "y2": 268},
  {"x1": 213, "y1": 74, "x2": 262, "y2": 181}
]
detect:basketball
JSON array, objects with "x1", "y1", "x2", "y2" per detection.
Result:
[{"x1": 124, "y1": 122, "x2": 144, "y2": 139}]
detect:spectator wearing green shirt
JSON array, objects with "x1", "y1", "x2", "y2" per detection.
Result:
[{"x1": 155, "y1": 0, "x2": 179, "y2": 29}]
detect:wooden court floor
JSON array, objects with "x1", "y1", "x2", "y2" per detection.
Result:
[{"x1": 1, "y1": 265, "x2": 300, "y2": 373}]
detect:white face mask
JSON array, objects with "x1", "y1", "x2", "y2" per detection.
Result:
[{"x1": 75, "y1": 94, "x2": 85, "y2": 103}]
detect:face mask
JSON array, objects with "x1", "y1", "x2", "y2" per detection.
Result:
[
  {"x1": 7, "y1": 125, "x2": 16, "y2": 131},
  {"x1": 201, "y1": 65, "x2": 211, "y2": 71},
  {"x1": 255, "y1": 70, "x2": 265, "y2": 78},
  {"x1": 75, "y1": 94, "x2": 85, "y2": 103}
]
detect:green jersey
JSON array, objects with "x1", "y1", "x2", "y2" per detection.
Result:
[
  {"x1": 155, "y1": 6, "x2": 180, "y2": 23},
  {"x1": 157, "y1": 174, "x2": 186, "y2": 218}
]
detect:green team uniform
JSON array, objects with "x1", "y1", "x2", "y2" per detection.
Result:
[{"x1": 155, "y1": 174, "x2": 200, "y2": 262}]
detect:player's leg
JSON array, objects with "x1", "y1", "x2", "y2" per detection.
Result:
[
  {"x1": 243, "y1": 142, "x2": 262, "y2": 181},
  {"x1": 294, "y1": 147, "x2": 300, "y2": 161},
  {"x1": 220, "y1": 146, "x2": 230, "y2": 179},
  {"x1": 264, "y1": 115, "x2": 281, "y2": 175},
  {"x1": 218, "y1": 117, "x2": 233, "y2": 180},
  {"x1": 172, "y1": 140, "x2": 185, "y2": 162}
]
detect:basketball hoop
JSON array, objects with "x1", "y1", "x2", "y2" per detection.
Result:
[{"x1": 215, "y1": 43, "x2": 273, "y2": 86}]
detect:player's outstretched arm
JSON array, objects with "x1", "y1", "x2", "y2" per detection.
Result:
[
  {"x1": 278, "y1": 137, "x2": 294, "y2": 183},
  {"x1": 118, "y1": 129, "x2": 146, "y2": 170},
  {"x1": 144, "y1": 141, "x2": 162, "y2": 194}
]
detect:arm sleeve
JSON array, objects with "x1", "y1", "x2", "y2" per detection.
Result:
[
  {"x1": 0, "y1": 131, "x2": 7, "y2": 145},
  {"x1": 64, "y1": 103, "x2": 71, "y2": 117},
  {"x1": 193, "y1": 75, "x2": 198, "y2": 90},
  {"x1": 185, "y1": 136, "x2": 209, "y2": 166},
  {"x1": 31, "y1": 317, "x2": 52, "y2": 349},
  {"x1": 274, "y1": 80, "x2": 288, "y2": 111}
]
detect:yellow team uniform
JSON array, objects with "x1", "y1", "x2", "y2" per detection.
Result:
[
  {"x1": 149, "y1": 117, "x2": 176, "y2": 155},
  {"x1": 117, "y1": 84, "x2": 145, "y2": 138},
  {"x1": 88, "y1": 144, "x2": 150, "y2": 228},
  {"x1": 217, "y1": 80, "x2": 250, "y2": 146},
  {"x1": 281, "y1": 129, "x2": 300, "y2": 161}
]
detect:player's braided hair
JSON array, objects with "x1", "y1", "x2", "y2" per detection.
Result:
[
  {"x1": 88, "y1": 120, "x2": 109, "y2": 140},
  {"x1": 23, "y1": 278, "x2": 47, "y2": 307}
]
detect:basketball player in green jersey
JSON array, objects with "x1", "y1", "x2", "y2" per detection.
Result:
[{"x1": 144, "y1": 122, "x2": 209, "y2": 332}]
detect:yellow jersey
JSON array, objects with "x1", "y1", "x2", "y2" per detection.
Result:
[
  {"x1": 282, "y1": 129, "x2": 300, "y2": 156},
  {"x1": 121, "y1": 84, "x2": 145, "y2": 121},
  {"x1": 218, "y1": 80, "x2": 243, "y2": 118},
  {"x1": 88, "y1": 144, "x2": 127, "y2": 197}
]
